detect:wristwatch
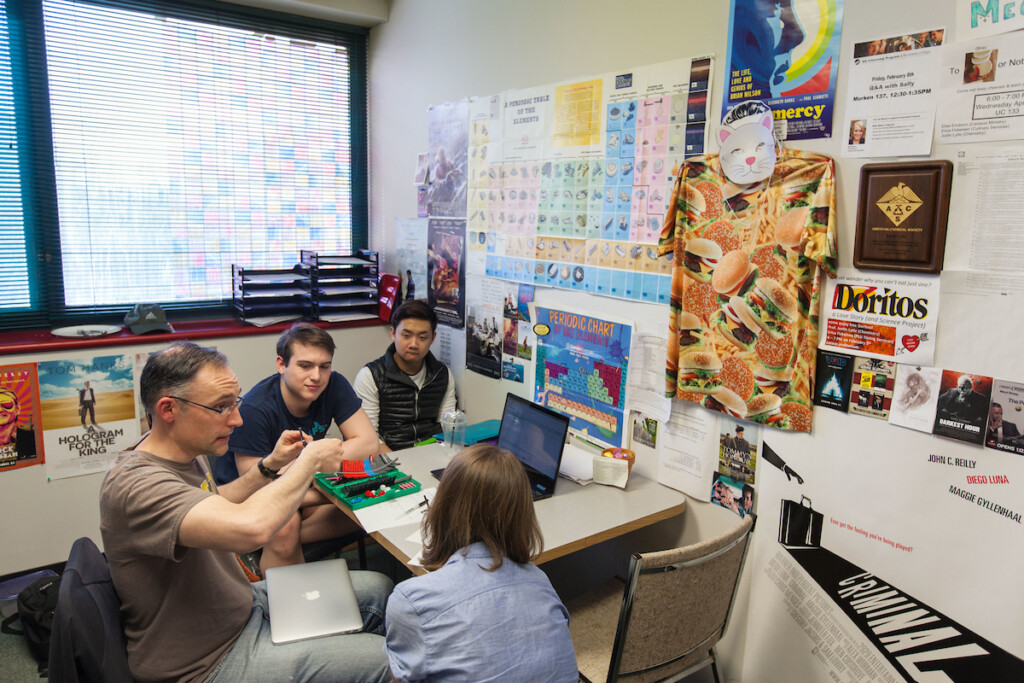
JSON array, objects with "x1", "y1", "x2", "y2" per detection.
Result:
[{"x1": 257, "y1": 458, "x2": 281, "y2": 480}]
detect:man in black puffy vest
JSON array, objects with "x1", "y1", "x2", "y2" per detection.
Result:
[{"x1": 354, "y1": 300, "x2": 456, "y2": 452}]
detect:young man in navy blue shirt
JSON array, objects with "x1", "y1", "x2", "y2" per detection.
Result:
[{"x1": 213, "y1": 323, "x2": 379, "y2": 573}]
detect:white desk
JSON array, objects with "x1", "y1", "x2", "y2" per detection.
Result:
[{"x1": 316, "y1": 443, "x2": 687, "y2": 575}]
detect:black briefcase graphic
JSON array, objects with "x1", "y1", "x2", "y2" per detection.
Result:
[{"x1": 778, "y1": 496, "x2": 823, "y2": 547}]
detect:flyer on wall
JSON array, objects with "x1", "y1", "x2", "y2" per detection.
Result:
[
  {"x1": 465, "y1": 275, "x2": 502, "y2": 379},
  {"x1": 936, "y1": 31, "x2": 1024, "y2": 144},
  {"x1": 533, "y1": 306, "x2": 632, "y2": 448},
  {"x1": 848, "y1": 356, "x2": 896, "y2": 421},
  {"x1": 820, "y1": 269, "x2": 939, "y2": 365},
  {"x1": 955, "y1": 0, "x2": 1024, "y2": 41},
  {"x1": 722, "y1": 0, "x2": 845, "y2": 140},
  {"x1": 426, "y1": 100, "x2": 469, "y2": 218},
  {"x1": 942, "y1": 146, "x2": 1024, "y2": 295},
  {"x1": 718, "y1": 414, "x2": 758, "y2": 485},
  {"x1": 426, "y1": 217, "x2": 466, "y2": 328},
  {"x1": 38, "y1": 354, "x2": 138, "y2": 480},
  {"x1": 933, "y1": 369, "x2": 992, "y2": 446},
  {"x1": 986, "y1": 379, "x2": 1024, "y2": 455},
  {"x1": 842, "y1": 28, "x2": 943, "y2": 158},
  {"x1": 395, "y1": 218, "x2": 429, "y2": 302},
  {"x1": 813, "y1": 349, "x2": 854, "y2": 412},
  {"x1": 657, "y1": 400, "x2": 717, "y2": 501},
  {"x1": 888, "y1": 364, "x2": 942, "y2": 434},
  {"x1": 0, "y1": 363, "x2": 44, "y2": 471}
]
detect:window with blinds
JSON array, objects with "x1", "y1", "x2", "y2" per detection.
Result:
[
  {"x1": 0, "y1": 8, "x2": 30, "y2": 311},
  {"x1": 0, "y1": 0, "x2": 367, "y2": 329}
]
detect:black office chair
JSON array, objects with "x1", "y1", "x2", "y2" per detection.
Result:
[{"x1": 49, "y1": 537, "x2": 132, "y2": 683}]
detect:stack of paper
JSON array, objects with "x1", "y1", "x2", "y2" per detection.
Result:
[{"x1": 558, "y1": 442, "x2": 597, "y2": 485}]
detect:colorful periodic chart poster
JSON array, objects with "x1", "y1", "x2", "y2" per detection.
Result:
[
  {"x1": 0, "y1": 363, "x2": 44, "y2": 471},
  {"x1": 533, "y1": 306, "x2": 631, "y2": 447},
  {"x1": 38, "y1": 354, "x2": 139, "y2": 480},
  {"x1": 723, "y1": 0, "x2": 844, "y2": 141},
  {"x1": 463, "y1": 56, "x2": 712, "y2": 304}
]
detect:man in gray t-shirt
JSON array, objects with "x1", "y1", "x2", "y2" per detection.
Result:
[{"x1": 100, "y1": 342, "x2": 391, "y2": 682}]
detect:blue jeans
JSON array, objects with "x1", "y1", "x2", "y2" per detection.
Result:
[{"x1": 205, "y1": 571, "x2": 392, "y2": 683}]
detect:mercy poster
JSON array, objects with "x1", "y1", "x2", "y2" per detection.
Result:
[{"x1": 723, "y1": 0, "x2": 845, "y2": 140}]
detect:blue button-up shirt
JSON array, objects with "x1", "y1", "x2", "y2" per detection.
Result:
[{"x1": 384, "y1": 542, "x2": 578, "y2": 682}]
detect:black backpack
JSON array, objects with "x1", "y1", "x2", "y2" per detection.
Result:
[{"x1": 2, "y1": 574, "x2": 62, "y2": 674}]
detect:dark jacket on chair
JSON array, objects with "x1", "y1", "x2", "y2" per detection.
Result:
[
  {"x1": 366, "y1": 344, "x2": 450, "y2": 450},
  {"x1": 49, "y1": 537, "x2": 132, "y2": 683}
]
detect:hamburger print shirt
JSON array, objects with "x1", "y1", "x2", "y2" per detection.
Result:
[{"x1": 658, "y1": 149, "x2": 837, "y2": 433}]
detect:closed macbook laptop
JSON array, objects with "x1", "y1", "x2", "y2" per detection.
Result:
[{"x1": 265, "y1": 557, "x2": 363, "y2": 644}]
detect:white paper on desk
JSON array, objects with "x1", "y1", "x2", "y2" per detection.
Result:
[
  {"x1": 558, "y1": 442, "x2": 596, "y2": 484},
  {"x1": 243, "y1": 314, "x2": 303, "y2": 327},
  {"x1": 592, "y1": 456, "x2": 629, "y2": 489},
  {"x1": 354, "y1": 487, "x2": 436, "y2": 533},
  {"x1": 657, "y1": 400, "x2": 717, "y2": 501},
  {"x1": 624, "y1": 333, "x2": 671, "y2": 422},
  {"x1": 404, "y1": 528, "x2": 426, "y2": 568}
]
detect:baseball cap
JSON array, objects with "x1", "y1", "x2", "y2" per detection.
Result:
[{"x1": 125, "y1": 304, "x2": 173, "y2": 334}]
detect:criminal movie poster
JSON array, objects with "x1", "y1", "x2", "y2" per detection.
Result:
[{"x1": 0, "y1": 363, "x2": 44, "y2": 472}]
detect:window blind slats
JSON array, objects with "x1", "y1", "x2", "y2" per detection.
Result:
[{"x1": 0, "y1": 0, "x2": 366, "y2": 327}]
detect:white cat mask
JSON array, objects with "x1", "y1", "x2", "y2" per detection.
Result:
[{"x1": 718, "y1": 108, "x2": 777, "y2": 185}]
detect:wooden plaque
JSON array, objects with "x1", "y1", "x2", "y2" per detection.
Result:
[{"x1": 853, "y1": 160, "x2": 952, "y2": 274}]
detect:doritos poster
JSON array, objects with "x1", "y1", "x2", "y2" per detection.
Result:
[
  {"x1": 723, "y1": 0, "x2": 845, "y2": 140},
  {"x1": 0, "y1": 363, "x2": 44, "y2": 471}
]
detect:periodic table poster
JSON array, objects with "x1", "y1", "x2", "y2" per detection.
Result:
[
  {"x1": 532, "y1": 306, "x2": 632, "y2": 447},
  {"x1": 465, "y1": 55, "x2": 713, "y2": 305}
]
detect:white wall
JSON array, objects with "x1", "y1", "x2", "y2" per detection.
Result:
[
  {"x1": 366, "y1": 1, "x2": 1024, "y2": 680},
  {"x1": 0, "y1": 325, "x2": 390, "y2": 575}
]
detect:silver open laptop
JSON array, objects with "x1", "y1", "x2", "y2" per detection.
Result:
[{"x1": 265, "y1": 557, "x2": 363, "y2": 644}]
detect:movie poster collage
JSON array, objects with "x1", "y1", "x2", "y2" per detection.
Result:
[{"x1": 813, "y1": 349, "x2": 1023, "y2": 453}]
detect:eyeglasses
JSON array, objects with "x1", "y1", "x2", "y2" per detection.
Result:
[{"x1": 168, "y1": 395, "x2": 242, "y2": 416}]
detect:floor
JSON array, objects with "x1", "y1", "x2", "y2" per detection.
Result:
[{"x1": 0, "y1": 542, "x2": 720, "y2": 682}]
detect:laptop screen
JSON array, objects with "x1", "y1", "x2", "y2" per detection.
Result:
[{"x1": 496, "y1": 393, "x2": 570, "y2": 484}]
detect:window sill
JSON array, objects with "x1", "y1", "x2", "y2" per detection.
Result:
[{"x1": 0, "y1": 317, "x2": 387, "y2": 357}]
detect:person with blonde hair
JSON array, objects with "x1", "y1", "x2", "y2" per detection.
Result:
[
  {"x1": 384, "y1": 444, "x2": 577, "y2": 682},
  {"x1": 849, "y1": 119, "x2": 866, "y2": 144}
]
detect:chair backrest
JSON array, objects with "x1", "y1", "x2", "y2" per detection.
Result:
[
  {"x1": 605, "y1": 515, "x2": 754, "y2": 683},
  {"x1": 49, "y1": 537, "x2": 132, "y2": 683}
]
